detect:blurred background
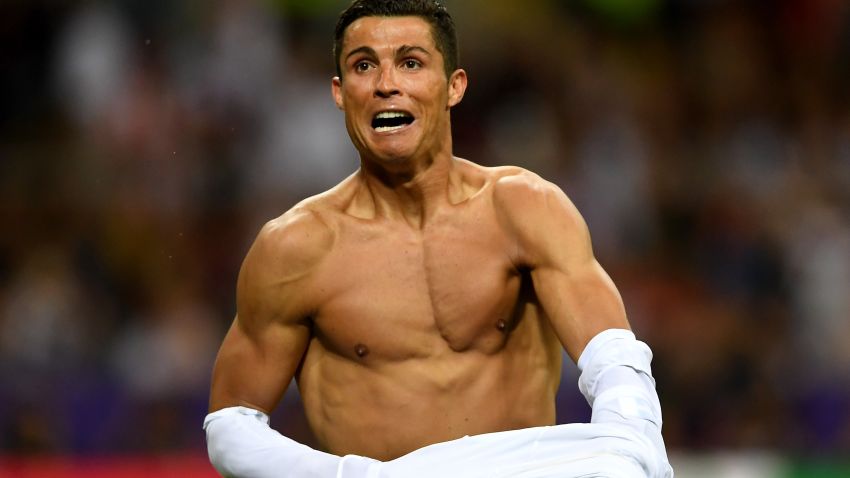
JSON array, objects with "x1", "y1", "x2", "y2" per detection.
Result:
[{"x1": 1, "y1": 0, "x2": 849, "y2": 476}]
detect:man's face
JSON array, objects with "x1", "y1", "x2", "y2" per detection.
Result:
[{"x1": 332, "y1": 16, "x2": 466, "y2": 164}]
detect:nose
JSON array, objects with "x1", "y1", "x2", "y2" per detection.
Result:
[{"x1": 374, "y1": 65, "x2": 400, "y2": 98}]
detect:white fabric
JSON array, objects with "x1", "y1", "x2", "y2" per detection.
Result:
[
  {"x1": 204, "y1": 408, "x2": 654, "y2": 478},
  {"x1": 381, "y1": 422, "x2": 650, "y2": 477},
  {"x1": 577, "y1": 328, "x2": 673, "y2": 477},
  {"x1": 203, "y1": 406, "x2": 381, "y2": 478}
]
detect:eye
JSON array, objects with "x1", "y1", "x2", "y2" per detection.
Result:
[
  {"x1": 355, "y1": 61, "x2": 373, "y2": 72},
  {"x1": 402, "y1": 59, "x2": 422, "y2": 70}
]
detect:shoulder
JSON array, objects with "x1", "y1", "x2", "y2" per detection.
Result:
[
  {"x1": 491, "y1": 167, "x2": 583, "y2": 227},
  {"x1": 490, "y1": 167, "x2": 591, "y2": 265},
  {"x1": 242, "y1": 172, "x2": 361, "y2": 279},
  {"x1": 492, "y1": 167, "x2": 552, "y2": 202},
  {"x1": 235, "y1": 204, "x2": 336, "y2": 328},
  {"x1": 452, "y1": 160, "x2": 561, "y2": 206},
  {"x1": 244, "y1": 204, "x2": 335, "y2": 282},
  {"x1": 237, "y1": 203, "x2": 336, "y2": 314}
]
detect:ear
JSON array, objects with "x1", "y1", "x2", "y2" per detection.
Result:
[
  {"x1": 447, "y1": 69, "x2": 468, "y2": 108},
  {"x1": 331, "y1": 76, "x2": 344, "y2": 111}
]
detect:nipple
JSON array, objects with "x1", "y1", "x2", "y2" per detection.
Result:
[
  {"x1": 496, "y1": 319, "x2": 507, "y2": 332},
  {"x1": 355, "y1": 343, "x2": 370, "y2": 358}
]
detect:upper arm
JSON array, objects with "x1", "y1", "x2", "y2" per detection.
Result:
[
  {"x1": 494, "y1": 171, "x2": 629, "y2": 363},
  {"x1": 208, "y1": 209, "x2": 334, "y2": 414}
]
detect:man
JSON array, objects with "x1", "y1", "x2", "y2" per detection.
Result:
[{"x1": 204, "y1": 1, "x2": 673, "y2": 476}]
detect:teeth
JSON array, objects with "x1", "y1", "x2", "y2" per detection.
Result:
[
  {"x1": 375, "y1": 111, "x2": 411, "y2": 120},
  {"x1": 375, "y1": 125, "x2": 406, "y2": 132}
]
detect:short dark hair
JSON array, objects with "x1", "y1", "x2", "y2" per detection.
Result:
[{"x1": 333, "y1": 0, "x2": 459, "y2": 80}]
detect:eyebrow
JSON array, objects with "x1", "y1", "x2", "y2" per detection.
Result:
[
  {"x1": 345, "y1": 44, "x2": 432, "y2": 62},
  {"x1": 345, "y1": 46, "x2": 377, "y2": 62},
  {"x1": 397, "y1": 45, "x2": 431, "y2": 58}
]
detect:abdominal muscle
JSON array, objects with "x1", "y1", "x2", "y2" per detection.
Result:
[{"x1": 296, "y1": 320, "x2": 562, "y2": 461}]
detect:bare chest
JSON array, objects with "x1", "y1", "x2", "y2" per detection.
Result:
[{"x1": 311, "y1": 209, "x2": 521, "y2": 360}]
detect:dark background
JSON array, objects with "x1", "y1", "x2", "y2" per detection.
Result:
[{"x1": 1, "y1": 0, "x2": 849, "y2": 474}]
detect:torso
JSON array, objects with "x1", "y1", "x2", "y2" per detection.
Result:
[{"x1": 292, "y1": 161, "x2": 563, "y2": 460}]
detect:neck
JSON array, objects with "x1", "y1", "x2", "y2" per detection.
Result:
[{"x1": 354, "y1": 152, "x2": 462, "y2": 228}]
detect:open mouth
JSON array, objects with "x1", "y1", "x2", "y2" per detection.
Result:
[{"x1": 371, "y1": 111, "x2": 414, "y2": 133}]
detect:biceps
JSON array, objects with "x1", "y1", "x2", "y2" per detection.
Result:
[
  {"x1": 531, "y1": 260, "x2": 629, "y2": 362},
  {"x1": 208, "y1": 316, "x2": 311, "y2": 414}
]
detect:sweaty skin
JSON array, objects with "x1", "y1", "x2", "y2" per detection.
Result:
[{"x1": 208, "y1": 16, "x2": 629, "y2": 462}]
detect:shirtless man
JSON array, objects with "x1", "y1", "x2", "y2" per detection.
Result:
[{"x1": 203, "y1": 1, "x2": 672, "y2": 477}]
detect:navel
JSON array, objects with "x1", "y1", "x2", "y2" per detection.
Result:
[{"x1": 354, "y1": 343, "x2": 370, "y2": 358}]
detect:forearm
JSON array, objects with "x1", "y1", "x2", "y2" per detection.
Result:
[
  {"x1": 577, "y1": 329, "x2": 673, "y2": 478},
  {"x1": 204, "y1": 406, "x2": 381, "y2": 478}
]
